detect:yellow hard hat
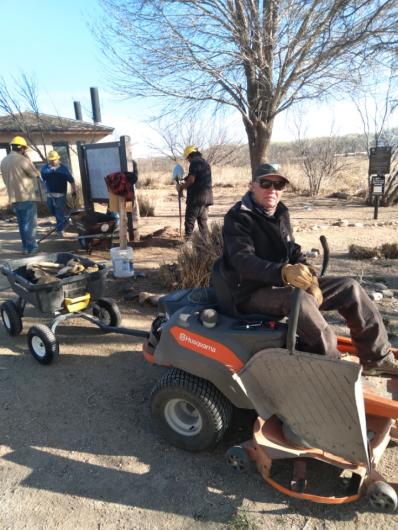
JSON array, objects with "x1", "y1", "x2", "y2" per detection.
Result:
[
  {"x1": 10, "y1": 135, "x2": 28, "y2": 148},
  {"x1": 183, "y1": 145, "x2": 198, "y2": 159},
  {"x1": 47, "y1": 150, "x2": 60, "y2": 161}
]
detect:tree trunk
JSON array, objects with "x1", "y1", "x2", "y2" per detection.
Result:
[{"x1": 244, "y1": 119, "x2": 274, "y2": 176}]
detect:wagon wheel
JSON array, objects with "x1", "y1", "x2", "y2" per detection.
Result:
[
  {"x1": 92, "y1": 298, "x2": 122, "y2": 328},
  {"x1": 27, "y1": 324, "x2": 59, "y2": 365},
  {"x1": 1, "y1": 300, "x2": 22, "y2": 336}
]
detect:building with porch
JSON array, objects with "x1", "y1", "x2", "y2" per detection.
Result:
[{"x1": 0, "y1": 111, "x2": 114, "y2": 206}]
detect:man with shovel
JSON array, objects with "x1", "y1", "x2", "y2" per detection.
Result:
[{"x1": 178, "y1": 145, "x2": 213, "y2": 240}]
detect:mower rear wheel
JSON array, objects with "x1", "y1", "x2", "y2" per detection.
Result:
[
  {"x1": 1, "y1": 300, "x2": 22, "y2": 336},
  {"x1": 27, "y1": 324, "x2": 59, "y2": 365},
  {"x1": 366, "y1": 481, "x2": 397, "y2": 512},
  {"x1": 150, "y1": 368, "x2": 233, "y2": 452},
  {"x1": 92, "y1": 298, "x2": 121, "y2": 328}
]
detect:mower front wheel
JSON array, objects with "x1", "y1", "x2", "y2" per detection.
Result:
[
  {"x1": 225, "y1": 445, "x2": 250, "y2": 473},
  {"x1": 27, "y1": 324, "x2": 59, "y2": 365},
  {"x1": 150, "y1": 368, "x2": 233, "y2": 452},
  {"x1": 366, "y1": 481, "x2": 397, "y2": 512}
]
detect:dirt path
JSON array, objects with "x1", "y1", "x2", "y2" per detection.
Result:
[{"x1": 0, "y1": 190, "x2": 397, "y2": 529}]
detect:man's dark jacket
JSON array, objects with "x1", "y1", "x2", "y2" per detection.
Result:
[
  {"x1": 222, "y1": 192, "x2": 306, "y2": 306},
  {"x1": 187, "y1": 153, "x2": 213, "y2": 207}
]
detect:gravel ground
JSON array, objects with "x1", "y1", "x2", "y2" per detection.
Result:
[{"x1": 0, "y1": 191, "x2": 397, "y2": 530}]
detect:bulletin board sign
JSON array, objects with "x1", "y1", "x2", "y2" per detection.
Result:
[
  {"x1": 77, "y1": 136, "x2": 132, "y2": 210},
  {"x1": 369, "y1": 146, "x2": 392, "y2": 176}
]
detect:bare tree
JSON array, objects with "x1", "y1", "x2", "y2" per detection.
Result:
[
  {"x1": 349, "y1": 65, "x2": 398, "y2": 204},
  {"x1": 294, "y1": 120, "x2": 348, "y2": 196},
  {"x1": 384, "y1": 146, "x2": 398, "y2": 205},
  {"x1": 148, "y1": 114, "x2": 241, "y2": 164},
  {"x1": 0, "y1": 74, "x2": 106, "y2": 163},
  {"x1": 95, "y1": 0, "x2": 398, "y2": 175},
  {"x1": 0, "y1": 74, "x2": 53, "y2": 160}
]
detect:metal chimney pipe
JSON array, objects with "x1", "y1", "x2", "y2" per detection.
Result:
[
  {"x1": 90, "y1": 87, "x2": 102, "y2": 123},
  {"x1": 74, "y1": 101, "x2": 82, "y2": 121}
]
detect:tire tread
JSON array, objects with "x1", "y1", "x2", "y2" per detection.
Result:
[
  {"x1": 150, "y1": 368, "x2": 233, "y2": 450},
  {"x1": 1, "y1": 300, "x2": 22, "y2": 336}
]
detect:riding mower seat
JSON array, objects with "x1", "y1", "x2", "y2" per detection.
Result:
[{"x1": 211, "y1": 257, "x2": 285, "y2": 324}]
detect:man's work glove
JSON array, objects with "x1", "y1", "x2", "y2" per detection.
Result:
[
  {"x1": 281, "y1": 263, "x2": 314, "y2": 290},
  {"x1": 306, "y1": 275, "x2": 323, "y2": 307}
]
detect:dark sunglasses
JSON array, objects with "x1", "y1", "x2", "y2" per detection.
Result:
[{"x1": 256, "y1": 178, "x2": 286, "y2": 190}]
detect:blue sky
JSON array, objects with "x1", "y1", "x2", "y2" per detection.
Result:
[
  {"x1": 0, "y1": 0, "x2": 158, "y2": 156},
  {"x1": 0, "y1": 1, "x2": 395, "y2": 157}
]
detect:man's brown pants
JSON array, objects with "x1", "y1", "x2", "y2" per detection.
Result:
[{"x1": 239, "y1": 277, "x2": 391, "y2": 364}]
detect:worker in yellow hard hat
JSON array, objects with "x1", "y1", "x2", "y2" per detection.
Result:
[
  {"x1": 0, "y1": 136, "x2": 41, "y2": 254},
  {"x1": 10, "y1": 135, "x2": 28, "y2": 148},
  {"x1": 178, "y1": 145, "x2": 213, "y2": 239},
  {"x1": 40, "y1": 150, "x2": 77, "y2": 238}
]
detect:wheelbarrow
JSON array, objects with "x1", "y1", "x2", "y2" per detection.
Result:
[
  {"x1": 38, "y1": 210, "x2": 117, "y2": 254},
  {"x1": 0, "y1": 252, "x2": 121, "y2": 364}
]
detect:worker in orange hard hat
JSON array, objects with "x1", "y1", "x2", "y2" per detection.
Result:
[
  {"x1": 178, "y1": 145, "x2": 213, "y2": 239},
  {"x1": 0, "y1": 136, "x2": 41, "y2": 254}
]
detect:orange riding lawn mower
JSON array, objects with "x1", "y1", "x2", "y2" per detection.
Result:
[
  {"x1": 140, "y1": 237, "x2": 398, "y2": 513},
  {"x1": 3, "y1": 236, "x2": 397, "y2": 511}
]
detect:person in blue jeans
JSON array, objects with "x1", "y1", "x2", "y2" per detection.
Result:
[
  {"x1": 0, "y1": 136, "x2": 41, "y2": 254},
  {"x1": 40, "y1": 150, "x2": 77, "y2": 237}
]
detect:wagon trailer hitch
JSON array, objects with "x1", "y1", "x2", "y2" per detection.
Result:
[{"x1": 48, "y1": 309, "x2": 149, "y2": 338}]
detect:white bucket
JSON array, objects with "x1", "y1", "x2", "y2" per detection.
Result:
[{"x1": 110, "y1": 246, "x2": 134, "y2": 278}]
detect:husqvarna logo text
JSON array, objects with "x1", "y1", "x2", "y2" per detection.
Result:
[
  {"x1": 179, "y1": 332, "x2": 216, "y2": 353},
  {"x1": 170, "y1": 326, "x2": 243, "y2": 371}
]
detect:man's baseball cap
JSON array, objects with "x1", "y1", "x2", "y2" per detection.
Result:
[{"x1": 253, "y1": 163, "x2": 289, "y2": 183}]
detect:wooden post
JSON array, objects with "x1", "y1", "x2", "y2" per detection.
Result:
[
  {"x1": 120, "y1": 135, "x2": 140, "y2": 241},
  {"x1": 118, "y1": 196, "x2": 128, "y2": 250}
]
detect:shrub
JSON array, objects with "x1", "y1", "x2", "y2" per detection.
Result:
[
  {"x1": 348, "y1": 242, "x2": 398, "y2": 259},
  {"x1": 136, "y1": 176, "x2": 155, "y2": 188},
  {"x1": 138, "y1": 195, "x2": 155, "y2": 216},
  {"x1": 380, "y1": 243, "x2": 398, "y2": 259},
  {"x1": 159, "y1": 222, "x2": 223, "y2": 289}
]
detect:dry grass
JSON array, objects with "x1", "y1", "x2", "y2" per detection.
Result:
[
  {"x1": 158, "y1": 222, "x2": 223, "y2": 290},
  {"x1": 348, "y1": 242, "x2": 398, "y2": 259},
  {"x1": 380, "y1": 243, "x2": 398, "y2": 259},
  {"x1": 138, "y1": 194, "x2": 155, "y2": 216},
  {"x1": 136, "y1": 155, "x2": 369, "y2": 197},
  {"x1": 348, "y1": 244, "x2": 380, "y2": 259},
  {"x1": 284, "y1": 155, "x2": 368, "y2": 195}
]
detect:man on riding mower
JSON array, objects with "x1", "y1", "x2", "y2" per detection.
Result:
[{"x1": 221, "y1": 163, "x2": 398, "y2": 375}]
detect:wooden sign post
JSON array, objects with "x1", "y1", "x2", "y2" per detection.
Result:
[{"x1": 118, "y1": 196, "x2": 128, "y2": 250}]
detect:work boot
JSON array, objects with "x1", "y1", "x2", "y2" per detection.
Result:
[{"x1": 363, "y1": 351, "x2": 398, "y2": 376}]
